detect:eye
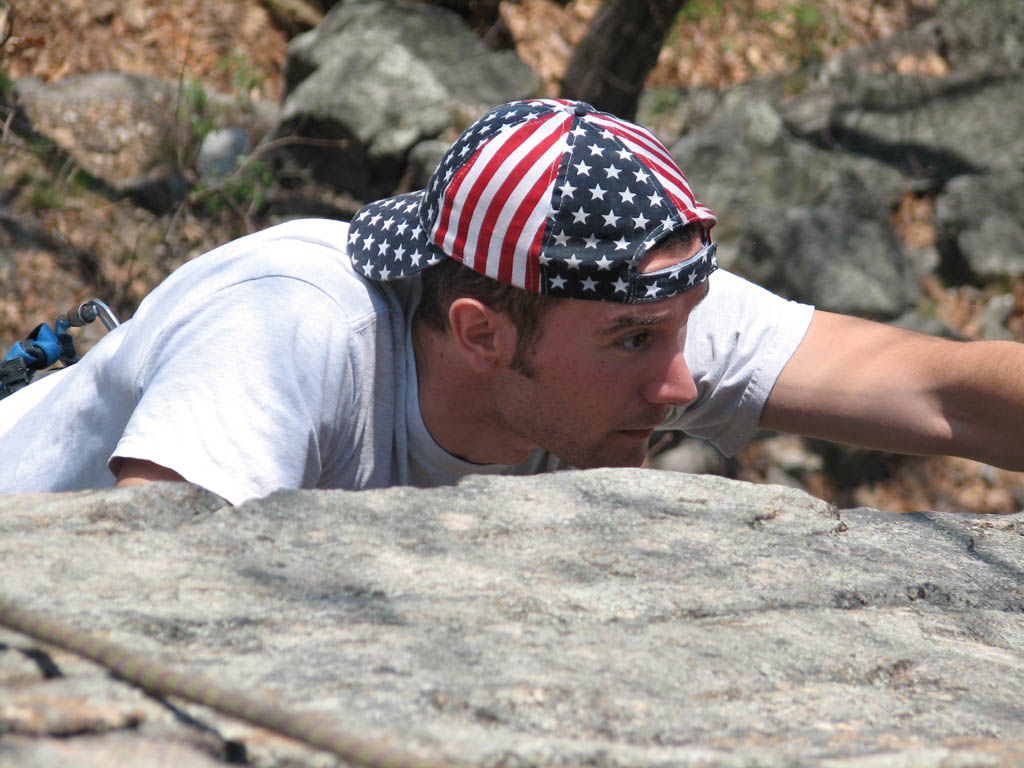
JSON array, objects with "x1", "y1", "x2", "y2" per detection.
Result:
[{"x1": 619, "y1": 331, "x2": 650, "y2": 350}]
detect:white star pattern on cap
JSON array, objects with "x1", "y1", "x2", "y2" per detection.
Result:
[{"x1": 346, "y1": 99, "x2": 718, "y2": 303}]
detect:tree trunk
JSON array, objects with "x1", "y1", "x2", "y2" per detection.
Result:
[
  {"x1": 560, "y1": 0, "x2": 686, "y2": 121},
  {"x1": 260, "y1": 0, "x2": 324, "y2": 33},
  {"x1": 409, "y1": 0, "x2": 525, "y2": 49}
]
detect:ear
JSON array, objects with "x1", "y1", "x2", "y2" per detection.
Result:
[{"x1": 447, "y1": 298, "x2": 517, "y2": 372}]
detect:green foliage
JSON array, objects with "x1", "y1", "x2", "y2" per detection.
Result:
[
  {"x1": 672, "y1": 0, "x2": 845, "y2": 76},
  {"x1": 0, "y1": 68, "x2": 12, "y2": 101},
  {"x1": 177, "y1": 79, "x2": 217, "y2": 152},
  {"x1": 778, "y1": 0, "x2": 832, "y2": 66},
  {"x1": 787, "y1": 0, "x2": 823, "y2": 31},
  {"x1": 28, "y1": 179, "x2": 63, "y2": 211},
  {"x1": 195, "y1": 156, "x2": 274, "y2": 217},
  {"x1": 172, "y1": 53, "x2": 273, "y2": 221},
  {"x1": 640, "y1": 86, "x2": 686, "y2": 119},
  {"x1": 217, "y1": 52, "x2": 266, "y2": 103},
  {"x1": 680, "y1": 0, "x2": 725, "y2": 23}
]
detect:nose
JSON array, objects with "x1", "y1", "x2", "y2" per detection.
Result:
[{"x1": 644, "y1": 348, "x2": 698, "y2": 408}]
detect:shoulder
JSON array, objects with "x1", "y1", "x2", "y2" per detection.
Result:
[
  {"x1": 107, "y1": 219, "x2": 413, "y2": 383},
  {"x1": 703, "y1": 268, "x2": 791, "y2": 308},
  {"x1": 135, "y1": 218, "x2": 402, "y2": 326},
  {"x1": 188, "y1": 218, "x2": 358, "y2": 296},
  {"x1": 689, "y1": 269, "x2": 814, "y2": 335}
]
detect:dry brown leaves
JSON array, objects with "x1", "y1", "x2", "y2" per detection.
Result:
[
  {"x1": 3, "y1": 0, "x2": 942, "y2": 103},
  {"x1": 651, "y1": 0, "x2": 943, "y2": 88},
  {"x1": 853, "y1": 456, "x2": 1024, "y2": 515},
  {"x1": 500, "y1": 0, "x2": 942, "y2": 96},
  {"x1": 3, "y1": 0, "x2": 287, "y2": 101},
  {"x1": 500, "y1": 0, "x2": 598, "y2": 96}
]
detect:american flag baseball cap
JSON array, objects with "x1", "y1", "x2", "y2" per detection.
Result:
[{"x1": 348, "y1": 98, "x2": 717, "y2": 303}]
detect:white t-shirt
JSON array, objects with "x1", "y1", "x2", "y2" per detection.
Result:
[{"x1": 0, "y1": 219, "x2": 813, "y2": 504}]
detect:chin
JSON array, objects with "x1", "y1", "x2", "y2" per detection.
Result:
[
  {"x1": 605, "y1": 454, "x2": 649, "y2": 469},
  {"x1": 566, "y1": 443, "x2": 650, "y2": 470}
]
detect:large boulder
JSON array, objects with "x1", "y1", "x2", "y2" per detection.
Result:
[
  {"x1": 2, "y1": 472, "x2": 1023, "y2": 767},
  {"x1": 930, "y1": 0, "x2": 1024, "y2": 75},
  {"x1": 668, "y1": 93, "x2": 916, "y2": 317},
  {"x1": 733, "y1": 176, "x2": 919, "y2": 318},
  {"x1": 11, "y1": 73, "x2": 277, "y2": 213},
  {"x1": 785, "y1": 71, "x2": 1024, "y2": 184},
  {"x1": 270, "y1": 0, "x2": 540, "y2": 200},
  {"x1": 934, "y1": 169, "x2": 1024, "y2": 283},
  {"x1": 781, "y1": 0, "x2": 1024, "y2": 182},
  {"x1": 654, "y1": 0, "x2": 1024, "y2": 317}
]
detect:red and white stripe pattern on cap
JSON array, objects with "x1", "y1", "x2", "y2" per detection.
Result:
[
  {"x1": 347, "y1": 98, "x2": 719, "y2": 303},
  {"x1": 430, "y1": 105, "x2": 573, "y2": 294}
]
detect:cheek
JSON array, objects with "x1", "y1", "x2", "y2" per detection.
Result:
[
  {"x1": 555, "y1": 356, "x2": 620, "y2": 390},
  {"x1": 529, "y1": 340, "x2": 643, "y2": 405},
  {"x1": 568, "y1": 361, "x2": 643, "y2": 409}
]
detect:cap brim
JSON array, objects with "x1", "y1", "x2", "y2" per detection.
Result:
[{"x1": 348, "y1": 191, "x2": 447, "y2": 282}]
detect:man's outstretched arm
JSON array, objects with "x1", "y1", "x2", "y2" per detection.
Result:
[{"x1": 761, "y1": 310, "x2": 1024, "y2": 470}]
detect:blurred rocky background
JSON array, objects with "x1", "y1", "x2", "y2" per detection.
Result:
[{"x1": 1, "y1": 0, "x2": 1023, "y2": 514}]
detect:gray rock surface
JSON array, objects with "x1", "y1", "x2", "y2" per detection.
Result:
[
  {"x1": 12, "y1": 72, "x2": 277, "y2": 212},
  {"x1": 934, "y1": 170, "x2": 1024, "y2": 283},
  {"x1": 657, "y1": 0, "x2": 1024, "y2": 315},
  {"x1": 271, "y1": 0, "x2": 540, "y2": 199},
  {"x1": 2, "y1": 472, "x2": 1023, "y2": 767},
  {"x1": 807, "y1": 73, "x2": 1024, "y2": 182},
  {"x1": 781, "y1": 0, "x2": 1024, "y2": 181},
  {"x1": 669, "y1": 92, "x2": 877, "y2": 242},
  {"x1": 927, "y1": 0, "x2": 1024, "y2": 76},
  {"x1": 734, "y1": 185, "x2": 918, "y2": 318},
  {"x1": 12, "y1": 73, "x2": 188, "y2": 210},
  {"x1": 669, "y1": 94, "x2": 916, "y2": 317}
]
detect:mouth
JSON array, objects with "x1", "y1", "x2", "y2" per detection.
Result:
[{"x1": 617, "y1": 426, "x2": 657, "y2": 440}]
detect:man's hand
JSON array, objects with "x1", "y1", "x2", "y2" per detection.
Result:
[
  {"x1": 114, "y1": 458, "x2": 186, "y2": 487},
  {"x1": 761, "y1": 310, "x2": 1024, "y2": 470}
]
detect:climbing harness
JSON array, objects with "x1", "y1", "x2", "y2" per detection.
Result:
[{"x1": 0, "y1": 299, "x2": 120, "y2": 401}]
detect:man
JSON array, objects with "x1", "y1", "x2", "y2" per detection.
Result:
[{"x1": 1, "y1": 99, "x2": 1022, "y2": 504}]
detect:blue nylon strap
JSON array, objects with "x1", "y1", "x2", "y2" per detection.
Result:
[{"x1": 3, "y1": 323, "x2": 62, "y2": 369}]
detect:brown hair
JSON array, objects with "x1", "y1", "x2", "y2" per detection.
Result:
[
  {"x1": 415, "y1": 222, "x2": 706, "y2": 376},
  {"x1": 417, "y1": 257, "x2": 554, "y2": 377}
]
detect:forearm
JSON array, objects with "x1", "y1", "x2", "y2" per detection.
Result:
[
  {"x1": 762, "y1": 311, "x2": 1024, "y2": 470},
  {"x1": 114, "y1": 458, "x2": 187, "y2": 486},
  {"x1": 934, "y1": 339, "x2": 1024, "y2": 469}
]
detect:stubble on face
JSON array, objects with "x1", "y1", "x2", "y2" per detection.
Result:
[
  {"x1": 486, "y1": 232, "x2": 711, "y2": 468},
  {"x1": 493, "y1": 284, "x2": 708, "y2": 470}
]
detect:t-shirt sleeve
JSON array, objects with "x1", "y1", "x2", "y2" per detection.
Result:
[
  {"x1": 661, "y1": 269, "x2": 815, "y2": 456},
  {"x1": 111, "y1": 275, "x2": 357, "y2": 505}
]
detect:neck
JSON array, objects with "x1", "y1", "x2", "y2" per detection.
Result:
[{"x1": 412, "y1": 318, "x2": 535, "y2": 466}]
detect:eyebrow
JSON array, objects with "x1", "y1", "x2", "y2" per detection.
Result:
[
  {"x1": 600, "y1": 312, "x2": 671, "y2": 335},
  {"x1": 599, "y1": 283, "x2": 710, "y2": 336}
]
